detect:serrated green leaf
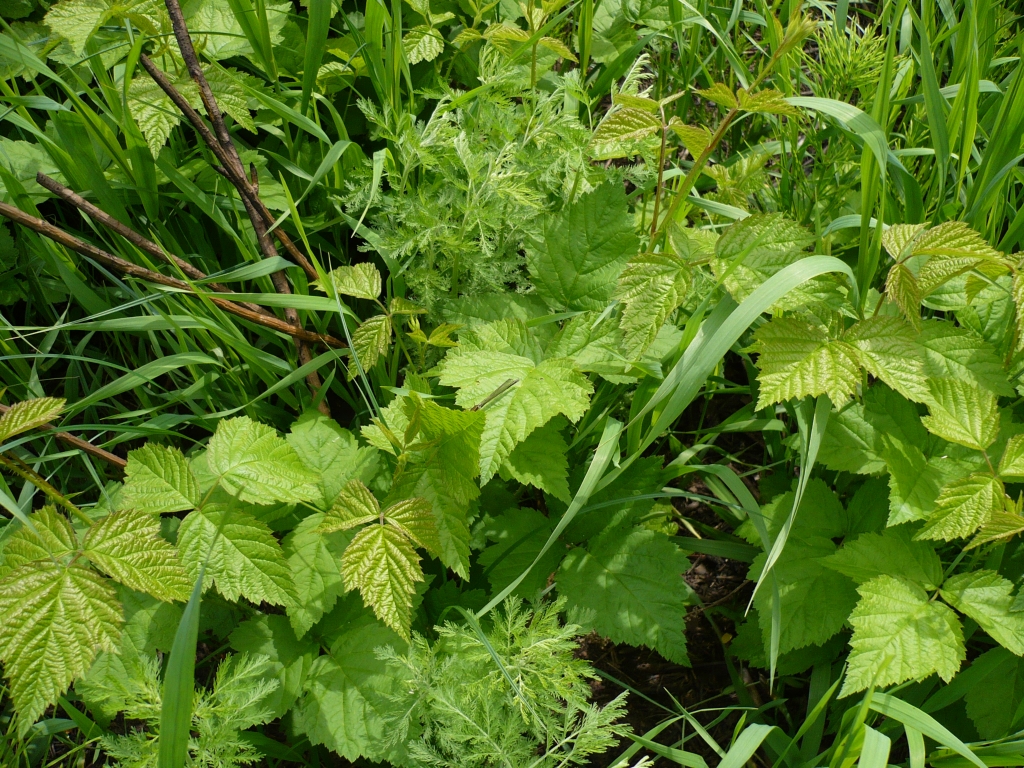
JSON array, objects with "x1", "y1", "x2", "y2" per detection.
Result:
[
  {"x1": 752, "y1": 317, "x2": 861, "y2": 407},
  {"x1": 283, "y1": 512, "x2": 352, "y2": 637},
  {"x1": 882, "y1": 435, "x2": 954, "y2": 526},
  {"x1": 696, "y1": 82, "x2": 738, "y2": 108},
  {"x1": 667, "y1": 118, "x2": 712, "y2": 157},
  {"x1": 882, "y1": 224, "x2": 928, "y2": 260},
  {"x1": 177, "y1": 502, "x2": 296, "y2": 607},
  {"x1": 919, "y1": 320, "x2": 1012, "y2": 396},
  {"x1": 385, "y1": 497, "x2": 441, "y2": 558},
  {"x1": 885, "y1": 262, "x2": 922, "y2": 327},
  {"x1": 128, "y1": 74, "x2": 181, "y2": 156},
  {"x1": 969, "y1": 509, "x2": 1024, "y2": 549},
  {"x1": 121, "y1": 444, "x2": 201, "y2": 514},
  {"x1": 842, "y1": 575, "x2": 965, "y2": 697},
  {"x1": 965, "y1": 649, "x2": 1024, "y2": 739},
  {"x1": 320, "y1": 479, "x2": 381, "y2": 533},
  {"x1": 537, "y1": 36, "x2": 576, "y2": 61},
  {"x1": 920, "y1": 379, "x2": 999, "y2": 451},
  {"x1": 941, "y1": 570, "x2": 1024, "y2": 655},
  {"x1": 499, "y1": 418, "x2": 571, "y2": 502},
  {"x1": 999, "y1": 434, "x2": 1024, "y2": 478},
  {"x1": 823, "y1": 526, "x2": 943, "y2": 590},
  {"x1": 205, "y1": 416, "x2": 319, "y2": 504},
  {"x1": 558, "y1": 527, "x2": 695, "y2": 664},
  {"x1": 0, "y1": 397, "x2": 65, "y2": 442},
  {"x1": 44, "y1": 0, "x2": 108, "y2": 54},
  {"x1": 0, "y1": 506, "x2": 76, "y2": 576},
  {"x1": 917, "y1": 473, "x2": 1003, "y2": 541},
  {"x1": 341, "y1": 524, "x2": 422, "y2": 638},
  {"x1": 752, "y1": 536, "x2": 858, "y2": 654},
  {"x1": 349, "y1": 314, "x2": 392, "y2": 379},
  {"x1": 83, "y1": 509, "x2": 190, "y2": 602},
  {"x1": 525, "y1": 183, "x2": 640, "y2": 311},
  {"x1": 388, "y1": 399, "x2": 483, "y2": 578},
  {"x1": 592, "y1": 107, "x2": 661, "y2": 147},
  {"x1": 0, "y1": 561, "x2": 121, "y2": 729},
  {"x1": 737, "y1": 87, "x2": 800, "y2": 116},
  {"x1": 403, "y1": 25, "x2": 444, "y2": 64},
  {"x1": 614, "y1": 251, "x2": 690, "y2": 359},
  {"x1": 478, "y1": 508, "x2": 561, "y2": 597},
  {"x1": 844, "y1": 316, "x2": 929, "y2": 402},
  {"x1": 287, "y1": 411, "x2": 380, "y2": 509},
  {"x1": 317, "y1": 262, "x2": 382, "y2": 300},
  {"x1": 292, "y1": 595, "x2": 406, "y2": 762}
]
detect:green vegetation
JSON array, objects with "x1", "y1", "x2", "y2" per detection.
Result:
[{"x1": 2, "y1": 0, "x2": 1024, "y2": 765}]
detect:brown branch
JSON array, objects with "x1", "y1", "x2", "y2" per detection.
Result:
[
  {"x1": 0, "y1": 201, "x2": 346, "y2": 349},
  {"x1": 0, "y1": 402, "x2": 127, "y2": 470},
  {"x1": 35, "y1": 172, "x2": 267, "y2": 316}
]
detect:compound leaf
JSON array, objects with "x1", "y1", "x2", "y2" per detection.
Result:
[
  {"x1": 83, "y1": 509, "x2": 190, "y2": 602},
  {"x1": 917, "y1": 473, "x2": 1003, "y2": 541},
  {"x1": 941, "y1": 570, "x2": 1024, "y2": 655},
  {"x1": 283, "y1": 513, "x2": 352, "y2": 637},
  {"x1": 341, "y1": 524, "x2": 422, "y2": 638},
  {"x1": 121, "y1": 444, "x2": 201, "y2": 514},
  {"x1": 842, "y1": 575, "x2": 965, "y2": 697},
  {"x1": 920, "y1": 379, "x2": 999, "y2": 451}
]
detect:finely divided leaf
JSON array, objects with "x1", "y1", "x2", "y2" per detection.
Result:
[
  {"x1": 83, "y1": 509, "x2": 190, "y2": 602},
  {"x1": 121, "y1": 444, "x2": 201, "y2": 513},
  {"x1": 205, "y1": 416, "x2": 319, "y2": 503},
  {"x1": 842, "y1": 575, "x2": 965, "y2": 697}
]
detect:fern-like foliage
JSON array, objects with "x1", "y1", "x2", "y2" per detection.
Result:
[{"x1": 380, "y1": 598, "x2": 630, "y2": 767}]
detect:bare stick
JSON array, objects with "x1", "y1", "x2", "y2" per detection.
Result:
[
  {"x1": 36, "y1": 172, "x2": 267, "y2": 315},
  {"x1": 0, "y1": 402, "x2": 127, "y2": 470},
  {"x1": 0, "y1": 202, "x2": 345, "y2": 348}
]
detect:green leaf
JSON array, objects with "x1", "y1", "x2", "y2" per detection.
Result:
[
  {"x1": 317, "y1": 262, "x2": 382, "y2": 300},
  {"x1": 478, "y1": 508, "x2": 562, "y2": 597},
  {"x1": 667, "y1": 118, "x2": 712, "y2": 157},
  {"x1": 964, "y1": 649, "x2": 1024, "y2": 739},
  {"x1": 591, "y1": 107, "x2": 661, "y2": 151},
  {"x1": 917, "y1": 473, "x2": 1003, "y2": 541},
  {"x1": 205, "y1": 416, "x2": 319, "y2": 504},
  {"x1": 614, "y1": 250, "x2": 690, "y2": 359},
  {"x1": 919, "y1": 321, "x2": 1013, "y2": 396},
  {"x1": 558, "y1": 527, "x2": 695, "y2": 665},
  {"x1": 0, "y1": 397, "x2": 65, "y2": 442},
  {"x1": 0, "y1": 561, "x2": 121, "y2": 729},
  {"x1": 0, "y1": 506, "x2": 77, "y2": 576},
  {"x1": 920, "y1": 379, "x2": 999, "y2": 451},
  {"x1": 385, "y1": 497, "x2": 441, "y2": 558},
  {"x1": 229, "y1": 614, "x2": 316, "y2": 718},
  {"x1": 403, "y1": 25, "x2": 444, "y2": 64},
  {"x1": 842, "y1": 575, "x2": 965, "y2": 697},
  {"x1": 44, "y1": 0, "x2": 108, "y2": 54},
  {"x1": 752, "y1": 317, "x2": 861, "y2": 407},
  {"x1": 439, "y1": 331, "x2": 593, "y2": 483},
  {"x1": 940, "y1": 570, "x2": 1024, "y2": 655},
  {"x1": 526, "y1": 183, "x2": 640, "y2": 311},
  {"x1": 177, "y1": 502, "x2": 296, "y2": 607},
  {"x1": 999, "y1": 434, "x2": 1024, "y2": 478},
  {"x1": 283, "y1": 512, "x2": 352, "y2": 637},
  {"x1": 121, "y1": 444, "x2": 201, "y2": 514},
  {"x1": 292, "y1": 595, "x2": 406, "y2": 763},
  {"x1": 844, "y1": 316, "x2": 929, "y2": 402},
  {"x1": 341, "y1": 524, "x2": 422, "y2": 638},
  {"x1": 499, "y1": 418, "x2": 571, "y2": 503},
  {"x1": 751, "y1": 536, "x2": 857, "y2": 654},
  {"x1": 710, "y1": 214, "x2": 816, "y2": 308},
  {"x1": 822, "y1": 526, "x2": 943, "y2": 590},
  {"x1": 83, "y1": 509, "x2": 190, "y2": 603},
  {"x1": 882, "y1": 435, "x2": 958, "y2": 526},
  {"x1": 320, "y1": 479, "x2": 381, "y2": 532},
  {"x1": 737, "y1": 87, "x2": 800, "y2": 116},
  {"x1": 696, "y1": 82, "x2": 738, "y2": 108},
  {"x1": 287, "y1": 411, "x2": 380, "y2": 509},
  {"x1": 388, "y1": 399, "x2": 483, "y2": 578},
  {"x1": 348, "y1": 314, "x2": 392, "y2": 378}
]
